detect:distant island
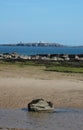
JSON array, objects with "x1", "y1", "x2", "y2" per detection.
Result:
[
  {"x1": 0, "y1": 42, "x2": 65, "y2": 47},
  {"x1": 0, "y1": 42, "x2": 83, "y2": 47}
]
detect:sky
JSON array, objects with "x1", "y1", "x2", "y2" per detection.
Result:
[{"x1": 0, "y1": 0, "x2": 83, "y2": 46}]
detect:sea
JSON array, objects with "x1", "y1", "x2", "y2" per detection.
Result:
[{"x1": 0, "y1": 46, "x2": 83, "y2": 55}]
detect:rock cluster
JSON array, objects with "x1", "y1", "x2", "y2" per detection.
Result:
[
  {"x1": 28, "y1": 99, "x2": 54, "y2": 112},
  {"x1": 0, "y1": 52, "x2": 83, "y2": 61}
]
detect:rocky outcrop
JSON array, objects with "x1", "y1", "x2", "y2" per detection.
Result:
[{"x1": 28, "y1": 99, "x2": 54, "y2": 112}]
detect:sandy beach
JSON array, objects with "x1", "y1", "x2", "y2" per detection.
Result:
[
  {"x1": 0, "y1": 77, "x2": 83, "y2": 109},
  {"x1": 0, "y1": 65, "x2": 83, "y2": 130},
  {"x1": 0, "y1": 65, "x2": 83, "y2": 109}
]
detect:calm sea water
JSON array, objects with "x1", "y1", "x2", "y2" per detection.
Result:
[
  {"x1": 0, "y1": 108, "x2": 83, "y2": 130},
  {"x1": 0, "y1": 46, "x2": 83, "y2": 55}
]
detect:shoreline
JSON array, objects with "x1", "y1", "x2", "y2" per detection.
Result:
[{"x1": 0, "y1": 51, "x2": 83, "y2": 61}]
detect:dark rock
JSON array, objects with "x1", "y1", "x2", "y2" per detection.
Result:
[{"x1": 28, "y1": 99, "x2": 54, "y2": 112}]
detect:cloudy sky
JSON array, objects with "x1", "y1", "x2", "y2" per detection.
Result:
[{"x1": 0, "y1": 0, "x2": 83, "y2": 45}]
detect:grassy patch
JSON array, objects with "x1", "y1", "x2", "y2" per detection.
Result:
[
  {"x1": 45, "y1": 66, "x2": 83, "y2": 73},
  {"x1": 0, "y1": 60, "x2": 83, "y2": 73},
  {"x1": 0, "y1": 60, "x2": 44, "y2": 68}
]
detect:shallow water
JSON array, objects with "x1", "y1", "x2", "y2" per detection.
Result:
[{"x1": 0, "y1": 108, "x2": 83, "y2": 130}]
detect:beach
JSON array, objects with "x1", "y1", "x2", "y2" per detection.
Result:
[
  {"x1": 0, "y1": 65, "x2": 83, "y2": 129},
  {"x1": 0, "y1": 64, "x2": 83, "y2": 109},
  {"x1": 0, "y1": 77, "x2": 83, "y2": 109}
]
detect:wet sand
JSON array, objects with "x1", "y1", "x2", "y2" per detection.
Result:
[
  {"x1": 0, "y1": 77, "x2": 83, "y2": 109},
  {"x1": 0, "y1": 65, "x2": 83, "y2": 129}
]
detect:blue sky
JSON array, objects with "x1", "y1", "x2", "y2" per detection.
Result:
[{"x1": 0, "y1": 0, "x2": 83, "y2": 45}]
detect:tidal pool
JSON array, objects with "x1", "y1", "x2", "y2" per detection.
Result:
[{"x1": 0, "y1": 108, "x2": 83, "y2": 130}]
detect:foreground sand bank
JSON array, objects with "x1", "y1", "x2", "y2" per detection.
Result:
[
  {"x1": 0, "y1": 77, "x2": 83, "y2": 109},
  {"x1": 0, "y1": 65, "x2": 83, "y2": 109}
]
